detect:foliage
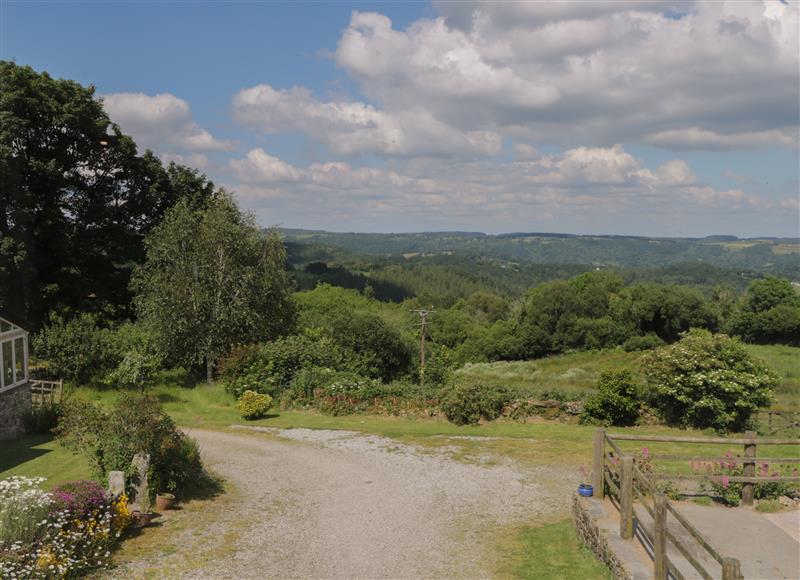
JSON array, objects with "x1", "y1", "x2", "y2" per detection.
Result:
[
  {"x1": 237, "y1": 390, "x2": 273, "y2": 420},
  {"x1": 222, "y1": 335, "x2": 345, "y2": 399},
  {"x1": 581, "y1": 370, "x2": 642, "y2": 426},
  {"x1": 622, "y1": 333, "x2": 665, "y2": 352},
  {"x1": 441, "y1": 383, "x2": 513, "y2": 425},
  {"x1": 55, "y1": 394, "x2": 204, "y2": 498},
  {"x1": 692, "y1": 452, "x2": 797, "y2": 507},
  {"x1": 132, "y1": 195, "x2": 295, "y2": 380},
  {"x1": 729, "y1": 278, "x2": 800, "y2": 345},
  {"x1": 49, "y1": 480, "x2": 107, "y2": 519},
  {"x1": 0, "y1": 476, "x2": 132, "y2": 578},
  {"x1": 644, "y1": 330, "x2": 776, "y2": 432},
  {"x1": 423, "y1": 345, "x2": 457, "y2": 387},
  {"x1": 32, "y1": 312, "x2": 118, "y2": 382},
  {"x1": 0, "y1": 61, "x2": 216, "y2": 328},
  {"x1": 0, "y1": 476, "x2": 52, "y2": 546},
  {"x1": 104, "y1": 322, "x2": 165, "y2": 391},
  {"x1": 22, "y1": 402, "x2": 61, "y2": 435}
]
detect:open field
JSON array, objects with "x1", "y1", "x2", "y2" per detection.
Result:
[{"x1": 457, "y1": 344, "x2": 800, "y2": 410}]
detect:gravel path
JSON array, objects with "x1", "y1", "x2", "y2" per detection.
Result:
[{"x1": 116, "y1": 427, "x2": 574, "y2": 579}]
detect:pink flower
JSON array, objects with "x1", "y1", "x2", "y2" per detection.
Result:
[{"x1": 721, "y1": 475, "x2": 730, "y2": 489}]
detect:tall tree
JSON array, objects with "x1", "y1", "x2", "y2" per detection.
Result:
[
  {"x1": 131, "y1": 195, "x2": 295, "y2": 381},
  {"x1": 0, "y1": 62, "x2": 214, "y2": 326}
]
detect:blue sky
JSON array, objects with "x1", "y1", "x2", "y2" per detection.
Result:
[{"x1": 3, "y1": 0, "x2": 799, "y2": 237}]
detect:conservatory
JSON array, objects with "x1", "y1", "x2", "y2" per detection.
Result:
[
  {"x1": 0, "y1": 315, "x2": 28, "y2": 391},
  {"x1": 0, "y1": 312, "x2": 30, "y2": 440}
]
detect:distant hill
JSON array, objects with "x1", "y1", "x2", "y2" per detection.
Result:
[{"x1": 281, "y1": 229, "x2": 799, "y2": 279}]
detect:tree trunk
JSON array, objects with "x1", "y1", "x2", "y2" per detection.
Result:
[{"x1": 206, "y1": 357, "x2": 214, "y2": 384}]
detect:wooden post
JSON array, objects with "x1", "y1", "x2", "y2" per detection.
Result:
[
  {"x1": 653, "y1": 493, "x2": 668, "y2": 580},
  {"x1": 620, "y1": 455, "x2": 634, "y2": 540},
  {"x1": 742, "y1": 430, "x2": 756, "y2": 506},
  {"x1": 722, "y1": 557, "x2": 742, "y2": 580},
  {"x1": 593, "y1": 428, "x2": 606, "y2": 499}
]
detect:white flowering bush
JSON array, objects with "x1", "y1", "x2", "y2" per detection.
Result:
[
  {"x1": 0, "y1": 476, "x2": 132, "y2": 578},
  {"x1": 644, "y1": 330, "x2": 776, "y2": 432}
]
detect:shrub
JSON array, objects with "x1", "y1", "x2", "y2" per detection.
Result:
[
  {"x1": 32, "y1": 312, "x2": 118, "y2": 383},
  {"x1": 222, "y1": 335, "x2": 345, "y2": 399},
  {"x1": 0, "y1": 477, "x2": 52, "y2": 546},
  {"x1": 581, "y1": 370, "x2": 642, "y2": 426},
  {"x1": 50, "y1": 480, "x2": 107, "y2": 518},
  {"x1": 56, "y1": 394, "x2": 203, "y2": 498},
  {"x1": 237, "y1": 390, "x2": 273, "y2": 420},
  {"x1": 22, "y1": 401, "x2": 62, "y2": 435},
  {"x1": 644, "y1": 330, "x2": 776, "y2": 432},
  {"x1": 622, "y1": 333, "x2": 665, "y2": 352},
  {"x1": 441, "y1": 383, "x2": 513, "y2": 425}
]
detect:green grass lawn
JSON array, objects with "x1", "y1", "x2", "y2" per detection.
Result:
[
  {"x1": 0, "y1": 434, "x2": 91, "y2": 487},
  {"x1": 495, "y1": 520, "x2": 612, "y2": 580}
]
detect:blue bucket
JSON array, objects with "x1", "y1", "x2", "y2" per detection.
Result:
[{"x1": 578, "y1": 483, "x2": 594, "y2": 497}]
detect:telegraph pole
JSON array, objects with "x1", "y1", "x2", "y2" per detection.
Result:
[{"x1": 411, "y1": 308, "x2": 435, "y2": 384}]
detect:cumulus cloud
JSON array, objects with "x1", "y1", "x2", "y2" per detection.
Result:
[
  {"x1": 326, "y1": 1, "x2": 798, "y2": 150},
  {"x1": 102, "y1": 92, "x2": 233, "y2": 152},
  {"x1": 232, "y1": 84, "x2": 500, "y2": 157}
]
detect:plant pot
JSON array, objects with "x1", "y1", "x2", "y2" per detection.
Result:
[
  {"x1": 156, "y1": 493, "x2": 176, "y2": 511},
  {"x1": 578, "y1": 483, "x2": 594, "y2": 497},
  {"x1": 131, "y1": 511, "x2": 155, "y2": 528}
]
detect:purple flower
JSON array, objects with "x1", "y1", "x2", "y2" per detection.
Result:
[{"x1": 721, "y1": 475, "x2": 730, "y2": 489}]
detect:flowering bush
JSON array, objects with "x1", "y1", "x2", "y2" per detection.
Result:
[
  {"x1": 237, "y1": 390, "x2": 273, "y2": 420},
  {"x1": 692, "y1": 451, "x2": 798, "y2": 506},
  {"x1": 644, "y1": 330, "x2": 776, "y2": 432},
  {"x1": 0, "y1": 477, "x2": 132, "y2": 578}
]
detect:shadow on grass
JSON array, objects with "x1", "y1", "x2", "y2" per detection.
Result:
[
  {"x1": 0, "y1": 435, "x2": 53, "y2": 472},
  {"x1": 181, "y1": 470, "x2": 225, "y2": 503}
]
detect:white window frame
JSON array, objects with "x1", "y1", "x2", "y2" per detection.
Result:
[{"x1": 0, "y1": 319, "x2": 28, "y2": 393}]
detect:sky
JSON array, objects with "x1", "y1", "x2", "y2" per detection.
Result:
[{"x1": 2, "y1": 0, "x2": 799, "y2": 237}]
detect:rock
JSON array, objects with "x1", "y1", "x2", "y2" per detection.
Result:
[
  {"x1": 778, "y1": 495, "x2": 796, "y2": 507},
  {"x1": 130, "y1": 452, "x2": 151, "y2": 512},
  {"x1": 108, "y1": 471, "x2": 126, "y2": 497}
]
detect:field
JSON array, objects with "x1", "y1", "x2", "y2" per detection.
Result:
[{"x1": 458, "y1": 344, "x2": 800, "y2": 410}]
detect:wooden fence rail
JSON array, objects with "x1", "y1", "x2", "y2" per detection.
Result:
[{"x1": 592, "y1": 427, "x2": 798, "y2": 580}]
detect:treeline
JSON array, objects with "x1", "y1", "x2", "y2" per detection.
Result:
[
  {"x1": 282, "y1": 229, "x2": 800, "y2": 279},
  {"x1": 429, "y1": 274, "x2": 799, "y2": 365},
  {"x1": 0, "y1": 61, "x2": 218, "y2": 328}
]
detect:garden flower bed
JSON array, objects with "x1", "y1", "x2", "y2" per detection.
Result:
[{"x1": 0, "y1": 476, "x2": 131, "y2": 578}]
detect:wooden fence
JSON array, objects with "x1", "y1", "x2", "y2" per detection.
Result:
[
  {"x1": 755, "y1": 410, "x2": 800, "y2": 435},
  {"x1": 592, "y1": 429, "x2": 800, "y2": 580},
  {"x1": 30, "y1": 379, "x2": 64, "y2": 407}
]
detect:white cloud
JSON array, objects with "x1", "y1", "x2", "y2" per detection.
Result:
[
  {"x1": 159, "y1": 152, "x2": 210, "y2": 171},
  {"x1": 230, "y1": 148, "x2": 302, "y2": 182},
  {"x1": 102, "y1": 93, "x2": 233, "y2": 152},
  {"x1": 232, "y1": 84, "x2": 500, "y2": 157},
  {"x1": 325, "y1": 2, "x2": 798, "y2": 150}
]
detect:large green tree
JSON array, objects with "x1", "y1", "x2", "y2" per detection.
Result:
[
  {"x1": 131, "y1": 195, "x2": 294, "y2": 381},
  {"x1": 0, "y1": 62, "x2": 214, "y2": 326}
]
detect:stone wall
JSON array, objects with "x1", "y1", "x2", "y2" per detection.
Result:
[
  {"x1": 572, "y1": 494, "x2": 632, "y2": 580},
  {"x1": 0, "y1": 382, "x2": 31, "y2": 440}
]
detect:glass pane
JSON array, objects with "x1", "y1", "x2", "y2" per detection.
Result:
[
  {"x1": 2, "y1": 341, "x2": 12, "y2": 387},
  {"x1": 0, "y1": 320, "x2": 10, "y2": 333},
  {"x1": 14, "y1": 338, "x2": 24, "y2": 383}
]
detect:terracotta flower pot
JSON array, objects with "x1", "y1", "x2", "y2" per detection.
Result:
[
  {"x1": 156, "y1": 493, "x2": 176, "y2": 511},
  {"x1": 131, "y1": 511, "x2": 155, "y2": 528}
]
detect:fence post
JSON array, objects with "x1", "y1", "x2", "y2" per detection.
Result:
[
  {"x1": 742, "y1": 430, "x2": 756, "y2": 506},
  {"x1": 653, "y1": 493, "x2": 668, "y2": 580},
  {"x1": 593, "y1": 428, "x2": 606, "y2": 499},
  {"x1": 722, "y1": 557, "x2": 742, "y2": 580},
  {"x1": 620, "y1": 455, "x2": 634, "y2": 540}
]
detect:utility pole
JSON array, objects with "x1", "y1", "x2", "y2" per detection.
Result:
[{"x1": 411, "y1": 308, "x2": 435, "y2": 385}]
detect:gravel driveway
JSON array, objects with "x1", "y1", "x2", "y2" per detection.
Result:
[{"x1": 114, "y1": 426, "x2": 574, "y2": 579}]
